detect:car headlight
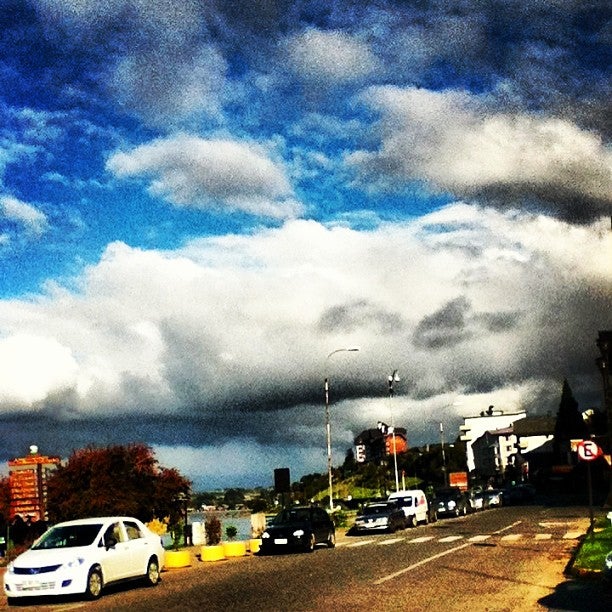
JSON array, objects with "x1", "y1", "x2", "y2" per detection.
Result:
[
  {"x1": 448, "y1": 501, "x2": 456, "y2": 509},
  {"x1": 293, "y1": 529, "x2": 305, "y2": 537},
  {"x1": 7, "y1": 561, "x2": 14, "y2": 574},
  {"x1": 261, "y1": 531, "x2": 270, "y2": 539}
]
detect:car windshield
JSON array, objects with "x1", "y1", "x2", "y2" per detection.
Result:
[
  {"x1": 272, "y1": 509, "x2": 311, "y2": 524},
  {"x1": 394, "y1": 497, "x2": 414, "y2": 506},
  {"x1": 362, "y1": 505, "x2": 390, "y2": 516},
  {"x1": 31, "y1": 523, "x2": 103, "y2": 550}
]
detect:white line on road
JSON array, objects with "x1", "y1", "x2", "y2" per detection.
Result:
[
  {"x1": 535, "y1": 534, "x2": 553, "y2": 540},
  {"x1": 374, "y1": 542, "x2": 472, "y2": 584},
  {"x1": 468, "y1": 535, "x2": 491, "y2": 542},
  {"x1": 373, "y1": 521, "x2": 521, "y2": 585},
  {"x1": 408, "y1": 536, "x2": 434, "y2": 543},
  {"x1": 347, "y1": 540, "x2": 375, "y2": 547},
  {"x1": 563, "y1": 531, "x2": 584, "y2": 539},
  {"x1": 439, "y1": 536, "x2": 464, "y2": 543}
]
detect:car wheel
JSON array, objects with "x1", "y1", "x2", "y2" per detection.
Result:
[
  {"x1": 85, "y1": 566, "x2": 103, "y2": 600},
  {"x1": 327, "y1": 531, "x2": 336, "y2": 548},
  {"x1": 306, "y1": 533, "x2": 316, "y2": 552},
  {"x1": 408, "y1": 515, "x2": 417, "y2": 528},
  {"x1": 462, "y1": 505, "x2": 467, "y2": 516},
  {"x1": 144, "y1": 556, "x2": 160, "y2": 587}
]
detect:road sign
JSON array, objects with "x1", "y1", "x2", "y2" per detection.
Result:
[{"x1": 577, "y1": 440, "x2": 601, "y2": 461}]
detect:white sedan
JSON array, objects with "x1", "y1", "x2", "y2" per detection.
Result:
[{"x1": 4, "y1": 516, "x2": 165, "y2": 604}]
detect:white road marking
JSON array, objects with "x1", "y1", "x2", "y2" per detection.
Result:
[
  {"x1": 501, "y1": 534, "x2": 522, "y2": 542},
  {"x1": 379, "y1": 537, "x2": 405, "y2": 545},
  {"x1": 408, "y1": 536, "x2": 434, "y2": 543},
  {"x1": 347, "y1": 540, "x2": 375, "y2": 547},
  {"x1": 469, "y1": 534, "x2": 492, "y2": 542},
  {"x1": 439, "y1": 535, "x2": 464, "y2": 543},
  {"x1": 563, "y1": 531, "x2": 584, "y2": 539},
  {"x1": 535, "y1": 533, "x2": 553, "y2": 540}
]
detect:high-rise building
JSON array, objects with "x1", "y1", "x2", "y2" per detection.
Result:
[{"x1": 9, "y1": 445, "x2": 61, "y2": 521}]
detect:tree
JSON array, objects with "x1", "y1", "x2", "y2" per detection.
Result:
[
  {"x1": 46, "y1": 444, "x2": 191, "y2": 524},
  {"x1": 553, "y1": 379, "x2": 588, "y2": 461}
]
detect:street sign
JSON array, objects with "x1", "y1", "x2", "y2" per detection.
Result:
[{"x1": 576, "y1": 440, "x2": 601, "y2": 461}]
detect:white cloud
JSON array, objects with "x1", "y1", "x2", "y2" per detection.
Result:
[
  {"x1": 107, "y1": 134, "x2": 302, "y2": 219},
  {"x1": 0, "y1": 195, "x2": 48, "y2": 236},
  {"x1": 283, "y1": 28, "x2": 380, "y2": 85},
  {"x1": 349, "y1": 87, "x2": 612, "y2": 221},
  {"x1": 0, "y1": 334, "x2": 78, "y2": 404}
]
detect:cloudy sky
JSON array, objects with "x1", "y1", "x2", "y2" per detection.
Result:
[{"x1": 0, "y1": 1, "x2": 610, "y2": 490}]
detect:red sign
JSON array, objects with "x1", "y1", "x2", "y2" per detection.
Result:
[
  {"x1": 448, "y1": 471, "x2": 469, "y2": 490},
  {"x1": 577, "y1": 440, "x2": 601, "y2": 462}
]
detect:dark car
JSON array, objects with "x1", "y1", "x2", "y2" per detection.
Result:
[
  {"x1": 433, "y1": 487, "x2": 469, "y2": 518},
  {"x1": 259, "y1": 506, "x2": 335, "y2": 554},
  {"x1": 353, "y1": 502, "x2": 406, "y2": 533},
  {"x1": 501, "y1": 483, "x2": 536, "y2": 505}
]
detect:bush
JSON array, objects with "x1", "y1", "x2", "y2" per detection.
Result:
[
  {"x1": 225, "y1": 525, "x2": 238, "y2": 540},
  {"x1": 205, "y1": 515, "x2": 222, "y2": 546}
]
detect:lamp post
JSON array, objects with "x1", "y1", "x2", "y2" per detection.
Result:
[
  {"x1": 439, "y1": 422, "x2": 447, "y2": 487},
  {"x1": 325, "y1": 347, "x2": 360, "y2": 512},
  {"x1": 388, "y1": 370, "x2": 401, "y2": 493}
]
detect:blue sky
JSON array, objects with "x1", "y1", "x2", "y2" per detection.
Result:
[{"x1": 0, "y1": 1, "x2": 610, "y2": 490}]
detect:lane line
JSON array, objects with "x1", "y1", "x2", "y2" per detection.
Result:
[
  {"x1": 373, "y1": 521, "x2": 522, "y2": 585},
  {"x1": 379, "y1": 537, "x2": 405, "y2": 545},
  {"x1": 439, "y1": 535, "x2": 463, "y2": 543}
]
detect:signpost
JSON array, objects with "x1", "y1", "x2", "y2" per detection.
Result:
[{"x1": 576, "y1": 440, "x2": 602, "y2": 529}]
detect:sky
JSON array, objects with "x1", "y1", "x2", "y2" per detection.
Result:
[{"x1": 0, "y1": 0, "x2": 610, "y2": 491}]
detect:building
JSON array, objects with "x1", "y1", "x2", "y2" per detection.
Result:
[
  {"x1": 472, "y1": 427, "x2": 517, "y2": 480},
  {"x1": 354, "y1": 422, "x2": 408, "y2": 465},
  {"x1": 9, "y1": 445, "x2": 61, "y2": 521},
  {"x1": 459, "y1": 406, "x2": 528, "y2": 472}
]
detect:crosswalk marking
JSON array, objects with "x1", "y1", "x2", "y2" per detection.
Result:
[
  {"x1": 379, "y1": 537, "x2": 405, "y2": 545},
  {"x1": 439, "y1": 535, "x2": 463, "y2": 543},
  {"x1": 408, "y1": 536, "x2": 434, "y2": 543},
  {"x1": 341, "y1": 530, "x2": 583, "y2": 548},
  {"x1": 501, "y1": 534, "x2": 522, "y2": 542},
  {"x1": 468, "y1": 535, "x2": 491, "y2": 542}
]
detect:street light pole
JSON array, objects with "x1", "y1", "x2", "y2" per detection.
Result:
[
  {"x1": 439, "y1": 422, "x2": 447, "y2": 487},
  {"x1": 325, "y1": 347, "x2": 360, "y2": 512},
  {"x1": 388, "y1": 370, "x2": 401, "y2": 493}
]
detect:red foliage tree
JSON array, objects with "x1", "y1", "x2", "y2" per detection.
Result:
[{"x1": 45, "y1": 444, "x2": 190, "y2": 524}]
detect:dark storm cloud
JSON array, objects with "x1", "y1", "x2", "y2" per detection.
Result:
[
  {"x1": 318, "y1": 300, "x2": 404, "y2": 334},
  {"x1": 413, "y1": 297, "x2": 472, "y2": 348}
]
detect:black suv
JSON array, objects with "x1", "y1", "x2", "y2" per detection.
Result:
[{"x1": 260, "y1": 506, "x2": 336, "y2": 553}]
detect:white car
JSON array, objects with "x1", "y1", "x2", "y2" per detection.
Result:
[{"x1": 4, "y1": 516, "x2": 165, "y2": 604}]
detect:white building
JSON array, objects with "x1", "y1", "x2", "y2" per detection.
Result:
[
  {"x1": 459, "y1": 406, "x2": 527, "y2": 472},
  {"x1": 472, "y1": 427, "x2": 517, "y2": 478}
]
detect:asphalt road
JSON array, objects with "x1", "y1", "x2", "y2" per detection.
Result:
[{"x1": 3, "y1": 504, "x2": 612, "y2": 612}]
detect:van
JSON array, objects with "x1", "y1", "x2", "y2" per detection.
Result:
[{"x1": 387, "y1": 489, "x2": 429, "y2": 527}]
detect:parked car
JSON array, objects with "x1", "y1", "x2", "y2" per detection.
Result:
[
  {"x1": 467, "y1": 490, "x2": 485, "y2": 512},
  {"x1": 3, "y1": 516, "x2": 165, "y2": 604},
  {"x1": 260, "y1": 506, "x2": 335, "y2": 554},
  {"x1": 433, "y1": 487, "x2": 469, "y2": 518},
  {"x1": 501, "y1": 483, "x2": 536, "y2": 505},
  {"x1": 604, "y1": 549, "x2": 612, "y2": 583},
  {"x1": 483, "y1": 488, "x2": 502, "y2": 507},
  {"x1": 353, "y1": 502, "x2": 406, "y2": 533},
  {"x1": 387, "y1": 489, "x2": 430, "y2": 527}
]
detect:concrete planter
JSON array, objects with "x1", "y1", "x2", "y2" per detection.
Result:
[
  {"x1": 249, "y1": 538, "x2": 262, "y2": 554},
  {"x1": 200, "y1": 544, "x2": 226, "y2": 562},
  {"x1": 222, "y1": 540, "x2": 247, "y2": 557},
  {"x1": 165, "y1": 549, "x2": 192, "y2": 568}
]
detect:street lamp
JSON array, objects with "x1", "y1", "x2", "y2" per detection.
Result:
[
  {"x1": 439, "y1": 422, "x2": 447, "y2": 487},
  {"x1": 325, "y1": 347, "x2": 360, "y2": 512},
  {"x1": 388, "y1": 370, "x2": 401, "y2": 493}
]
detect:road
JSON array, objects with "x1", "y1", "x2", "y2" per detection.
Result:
[{"x1": 2, "y1": 504, "x2": 611, "y2": 611}]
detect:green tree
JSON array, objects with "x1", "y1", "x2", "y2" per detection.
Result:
[
  {"x1": 223, "y1": 488, "x2": 245, "y2": 509},
  {"x1": 553, "y1": 379, "x2": 588, "y2": 461},
  {"x1": 45, "y1": 444, "x2": 191, "y2": 524}
]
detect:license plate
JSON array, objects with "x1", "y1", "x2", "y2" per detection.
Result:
[{"x1": 274, "y1": 538, "x2": 288, "y2": 545}]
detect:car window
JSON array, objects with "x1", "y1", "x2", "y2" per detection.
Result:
[
  {"x1": 32, "y1": 523, "x2": 103, "y2": 550},
  {"x1": 103, "y1": 522, "x2": 124, "y2": 546},
  {"x1": 124, "y1": 520, "x2": 144, "y2": 540}
]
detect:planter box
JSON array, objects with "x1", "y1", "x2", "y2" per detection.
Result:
[
  {"x1": 249, "y1": 538, "x2": 262, "y2": 554},
  {"x1": 165, "y1": 549, "x2": 192, "y2": 568},
  {"x1": 200, "y1": 544, "x2": 225, "y2": 562},
  {"x1": 222, "y1": 541, "x2": 247, "y2": 557}
]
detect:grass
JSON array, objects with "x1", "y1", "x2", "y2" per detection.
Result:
[{"x1": 572, "y1": 515, "x2": 612, "y2": 573}]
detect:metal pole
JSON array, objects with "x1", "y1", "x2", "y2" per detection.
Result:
[
  {"x1": 388, "y1": 370, "x2": 400, "y2": 493},
  {"x1": 324, "y1": 376, "x2": 333, "y2": 512},
  {"x1": 440, "y1": 422, "x2": 447, "y2": 486},
  {"x1": 325, "y1": 347, "x2": 359, "y2": 512}
]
